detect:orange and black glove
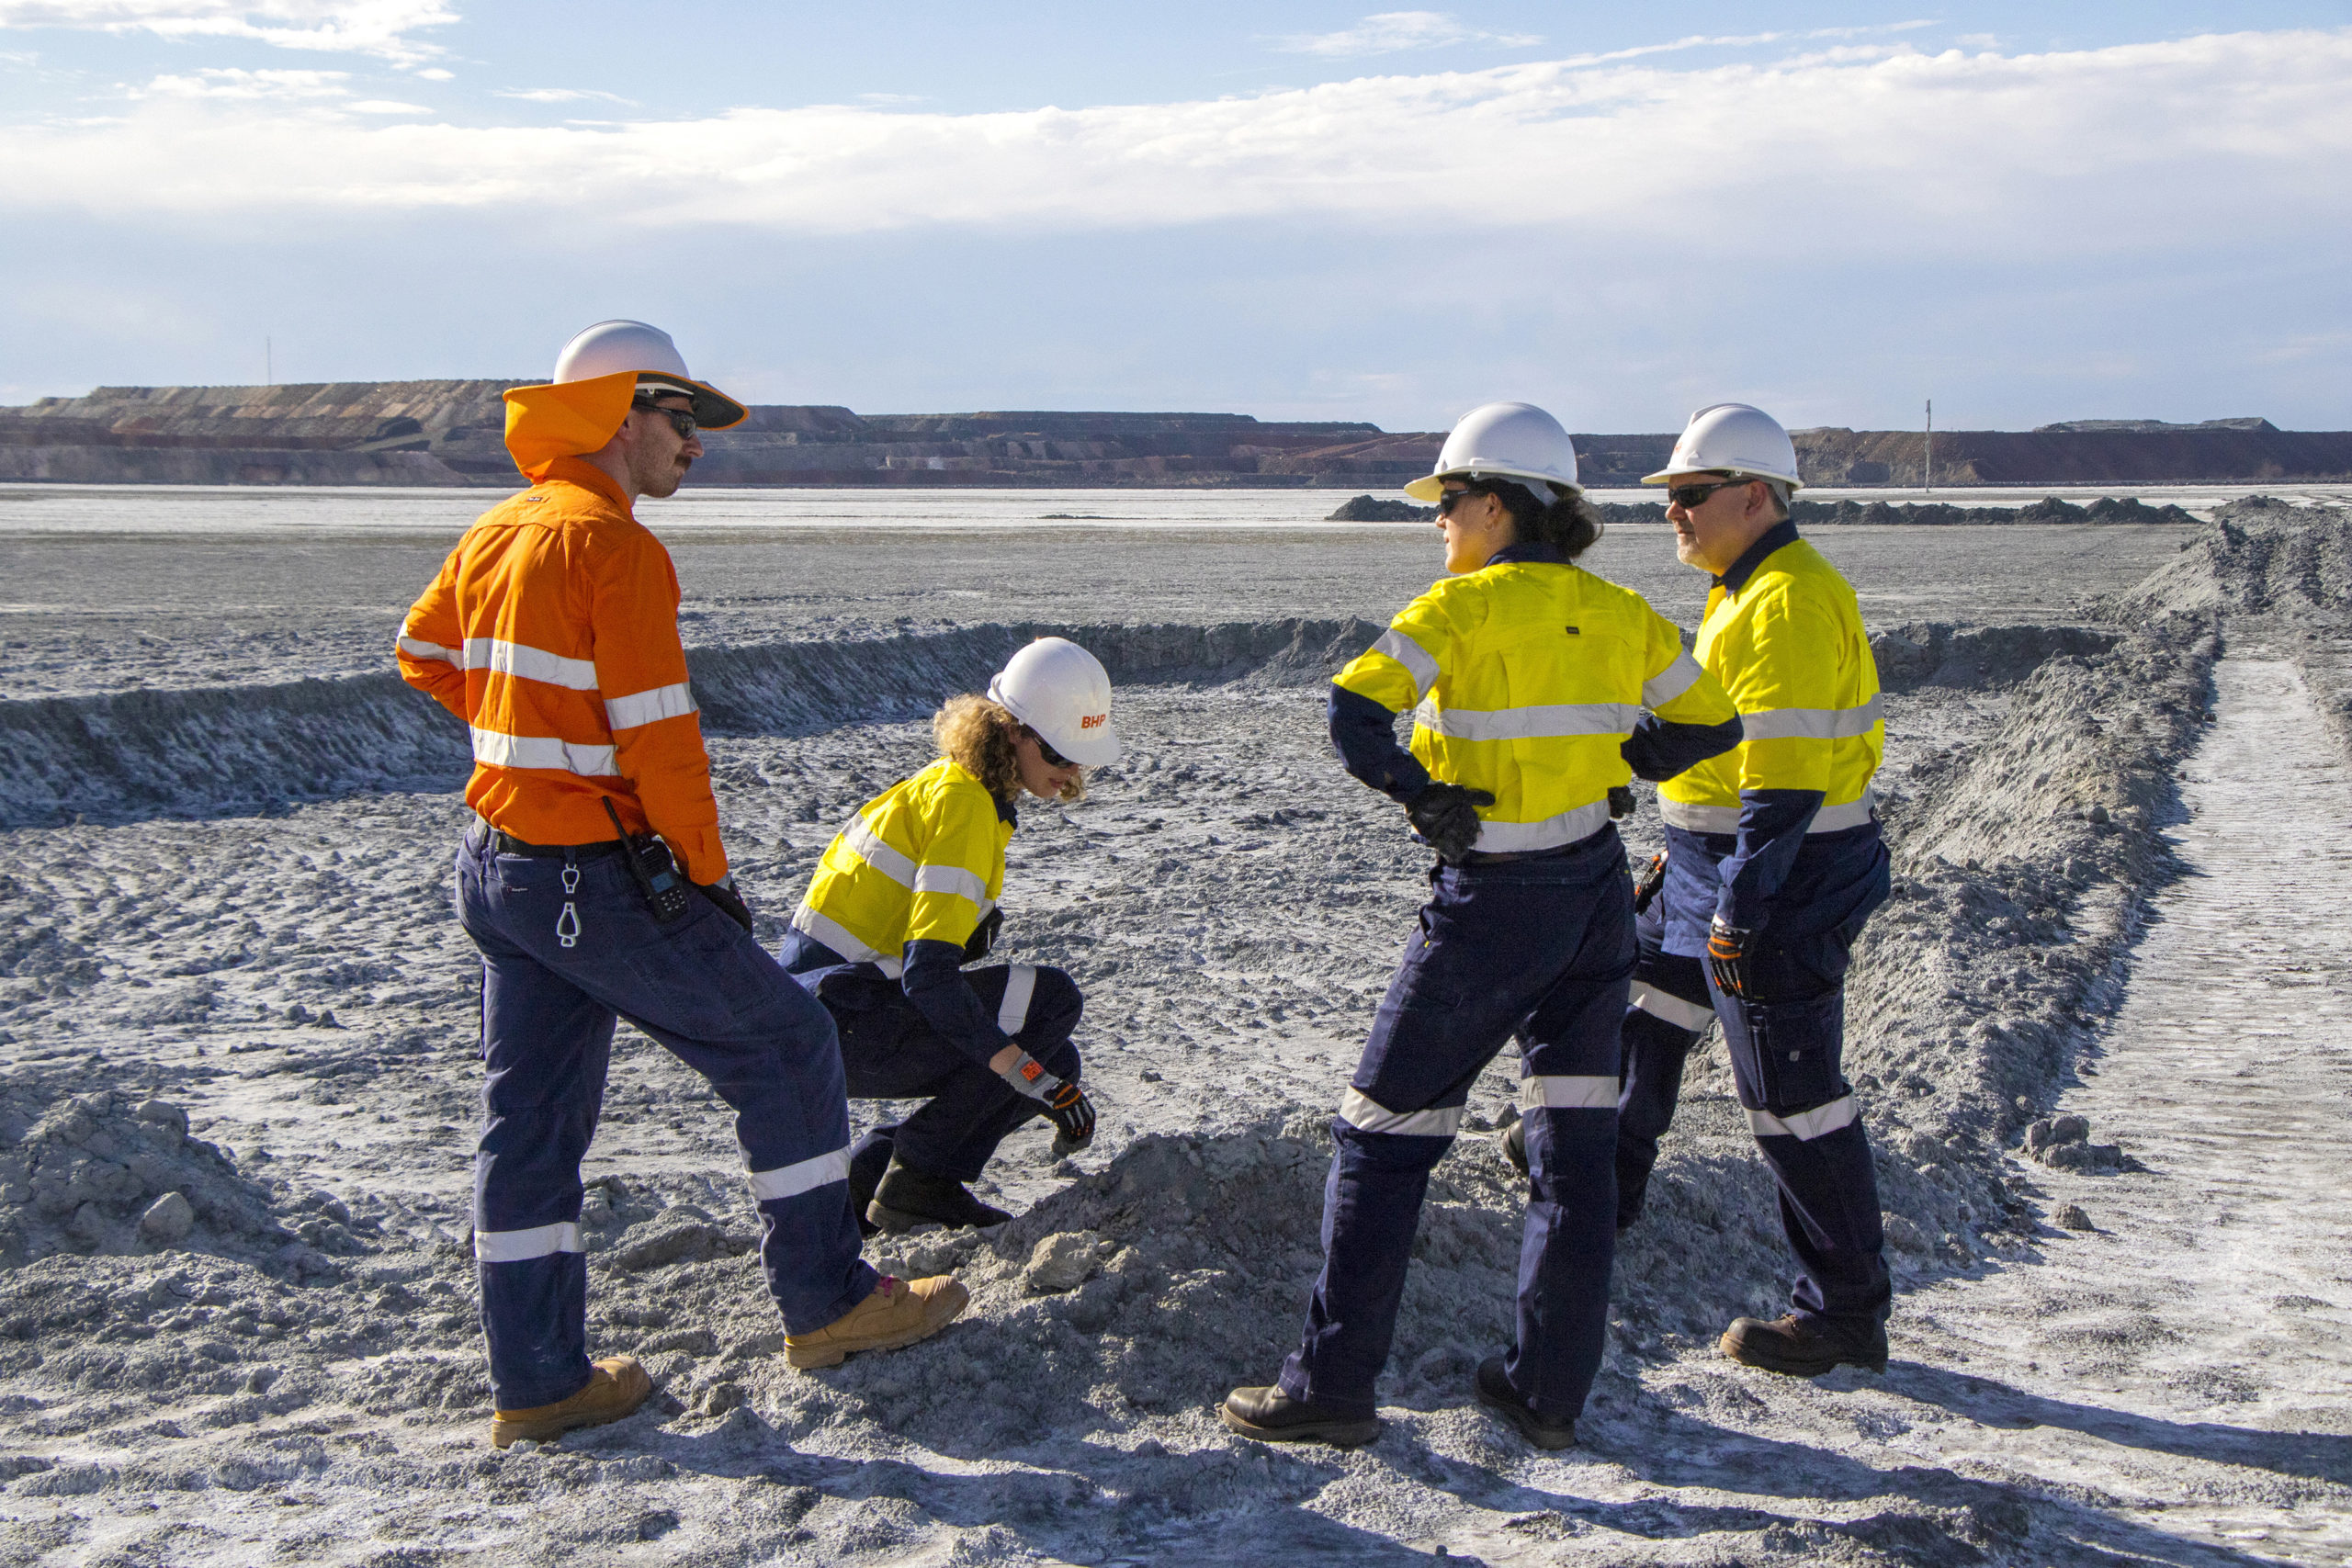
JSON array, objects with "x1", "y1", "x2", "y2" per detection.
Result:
[
  {"x1": 1631, "y1": 851, "x2": 1668, "y2": 915},
  {"x1": 1705, "y1": 917, "x2": 1758, "y2": 1000}
]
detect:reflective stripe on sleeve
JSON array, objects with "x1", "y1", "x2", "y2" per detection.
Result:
[
  {"x1": 397, "y1": 634, "x2": 460, "y2": 667},
  {"x1": 1642, "y1": 650, "x2": 1704, "y2": 708},
  {"x1": 464, "y1": 637, "x2": 599, "y2": 691},
  {"x1": 1747, "y1": 1096, "x2": 1858, "y2": 1142},
  {"x1": 473, "y1": 1221, "x2": 582, "y2": 1262},
  {"x1": 469, "y1": 727, "x2": 619, "y2": 776},
  {"x1": 1338, "y1": 1087, "x2": 1464, "y2": 1137},
  {"x1": 1629, "y1": 980, "x2": 1716, "y2": 1032},
  {"x1": 1411, "y1": 700, "x2": 1639, "y2": 741},
  {"x1": 1471, "y1": 799, "x2": 1611, "y2": 854},
  {"x1": 788, "y1": 903, "x2": 905, "y2": 978},
  {"x1": 912, "y1": 863, "x2": 990, "y2": 904},
  {"x1": 746, "y1": 1145, "x2": 851, "y2": 1202},
  {"x1": 1371, "y1": 629, "x2": 1440, "y2": 700},
  {"x1": 997, "y1": 964, "x2": 1037, "y2": 1035},
  {"x1": 841, "y1": 814, "x2": 918, "y2": 885},
  {"x1": 605, "y1": 681, "x2": 698, "y2": 731},
  {"x1": 1517, "y1": 1076, "x2": 1618, "y2": 1111},
  {"x1": 1737, "y1": 695, "x2": 1883, "y2": 742},
  {"x1": 1657, "y1": 788, "x2": 1875, "y2": 836}
]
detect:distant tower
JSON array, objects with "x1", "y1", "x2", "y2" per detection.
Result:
[{"x1": 1924, "y1": 399, "x2": 1933, "y2": 493}]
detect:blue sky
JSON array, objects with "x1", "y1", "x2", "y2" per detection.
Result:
[{"x1": 4, "y1": 3, "x2": 2349, "y2": 432}]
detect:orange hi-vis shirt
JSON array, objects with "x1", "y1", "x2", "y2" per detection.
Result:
[{"x1": 395, "y1": 456, "x2": 728, "y2": 884}]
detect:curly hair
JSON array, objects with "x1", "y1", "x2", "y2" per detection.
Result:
[
  {"x1": 1483, "y1": 479, "x2": 1604, "y2": 559},
  {"x1": 933, "y1": 694, "x2": 1086, "y2": 805}
]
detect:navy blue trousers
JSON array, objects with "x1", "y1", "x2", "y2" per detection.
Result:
[
  {"x1": 1282, "y1": 827, "x2": 1634, "y2": 1423},
  {"x1": 1617, "y1": 824, "x2": 1892, "y2": 1325},
  {"x1": 456, "y1": 829, "x2": 876, "y2": 1411},
  {"x1": 787, "y1": 952, "x2": 1083, "y2": 1188}
]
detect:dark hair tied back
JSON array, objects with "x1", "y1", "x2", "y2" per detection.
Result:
[{"x1": 1488, "y1": 479, "x2": 1603, "y2": 560}]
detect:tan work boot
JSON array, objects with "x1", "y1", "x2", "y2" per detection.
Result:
[
  {"x1": 488, "y1": 1355, "x2": 653, "y2": 1449},
  {"x1": 786, "y1": 1274, "x2": 968, "y2": 1370}
]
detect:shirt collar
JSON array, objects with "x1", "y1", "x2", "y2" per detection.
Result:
[
  {"x1": 538, "y1": 455, "x2": 634, "y2": 513},
  {"x1": 1485, "y1": 540, "x2": 1567, "y2": 568},
  {"x1": 1714, "y1": 517, "x2": 1799, "y2": 594}
]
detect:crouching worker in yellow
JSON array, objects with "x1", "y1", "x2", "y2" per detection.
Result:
[
  {"x1": 1224, "y1": 402, "x2": 1742, "y2": 1451},
  {"x1": 782, "y1": 638, "x2": 1113, "y2": 1234}
]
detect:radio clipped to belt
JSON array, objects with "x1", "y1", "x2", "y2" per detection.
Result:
[{"x1": 601, "y1": 799, "x2": 692, "y2": 925}]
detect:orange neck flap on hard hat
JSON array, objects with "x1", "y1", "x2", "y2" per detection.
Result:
[{"x1": 503, "y1": 369, "x2": 639, "y2": 481}]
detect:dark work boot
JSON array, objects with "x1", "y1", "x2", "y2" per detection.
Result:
[
  {"x1": 1220, "y1": 1384, "x2": 1380, "y2": 1449},
  {"x1": 1475, "y1": 1357, "x2": 1576, "y2": 1450},
  {"x1": 846, "y1": 1161, "x2": 882, "y2": 1241},
  {"x1": 867, "y1": 1156, "x2": 1012, "y2": 1234},
  {"x1": 1721, "y1": 1313, "x2": 1888, "y2": 1376},
  {"x1": 1501, "y1": 1117, "x2": 1528, "y2": 1177}
]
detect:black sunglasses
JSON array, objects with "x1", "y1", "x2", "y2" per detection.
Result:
[
  {"x1": 1664, "y1": 478, "x2": 1752, "y2": 510},
  {"x1": 1024, "y1": 728, "x2": 1077, "y2": 769},
  {"x1": 631, "y1": 400, "x2": 697, "y2": 440},
  {"x1": 1436, "y1": 485, "x2": 1489, "y2": 516}
]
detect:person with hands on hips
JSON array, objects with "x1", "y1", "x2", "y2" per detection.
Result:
[
  {"x1": 1223, "y1": 403, "x2": 1741, "y2": 1451},
  {"x1": 1614, "y1": 402, "x2": 1895, "y2": 1379},
  {"x1": 397, "y1": 321, "x2": 967, "y2": 1449},
  {"x1": 781, "y1": 638, "x2": 1112, "y2": 1235}
]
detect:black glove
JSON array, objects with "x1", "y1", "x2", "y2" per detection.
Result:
[
  {"x1": 1405, "y1": 783, "x2": 1496, "y2": 864},
  {"x1": 1043, "y1": 1080, "x2": 1097, "y2": 1155},
  {"x1": 1608, "y1": 784, "x2": 1635, "y2": 820},
  {"x1": 1705, "y1": 917, "x2": 1757, "y2": 1000},
  {"x1": 961, "y1": 907, "x2": 1003, "y2": 964},
  {"x1": 697, "y1": 876, "x2": 754, "y2": 933},
  {"x1": 1631, "y1": 850, "x2": 1668, "y2": 915}
]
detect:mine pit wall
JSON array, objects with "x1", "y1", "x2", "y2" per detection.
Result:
[{"x1": 0, "y1": 618, "x2": 1386, "y2": 830}]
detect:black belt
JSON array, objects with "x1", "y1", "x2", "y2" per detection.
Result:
[{"x1": 478, "y1": 824, "x2": 624, "y2": 861}]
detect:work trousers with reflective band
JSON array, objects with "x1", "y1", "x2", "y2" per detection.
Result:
[
  {"x1": 457, "y1": 831, "x2": 876, "y2": 1411},
  {"x1": 1616, "y1": 831, "x2": 1892, "y2": 1324},
  {"x1": 815, "y1": 962, "x2": 1083, "y2": 1189},
  {"x1": 1283, "y1": 829, "x2": 1634, "y2": 1424}
]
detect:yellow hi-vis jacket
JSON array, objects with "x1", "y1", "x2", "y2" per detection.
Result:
[
  {"x1": 789, "y1": 759, "x2": 1010, "y2": 978},
  {"x1": 1334, "y1": 550, "x2": 1739, "y2": 854},
  {"x1": 1658, "y1": 523, "x2": 1883, "y2": 834}
]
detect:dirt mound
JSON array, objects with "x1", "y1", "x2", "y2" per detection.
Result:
[
  {"x1": 0, "y1": 1085, "x2": 324, "y2": 1269},
  {"x1": 2124, "y1": 500, "x2": 2352, "y2": 750}
]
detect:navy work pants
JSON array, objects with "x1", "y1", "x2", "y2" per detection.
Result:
[
  {"x1": 1282, "y1": 827, "x2": 1634, "y2": 1424},
  {"x1": 1616, "y1": 823, "x2": 1892, "y2": 1325},
  {"x1": 456, "y1": 829, "x2": 876, "y2": 1412},
  {"x1": 793, "y1": 955, "x2": 1083, "y2": 1190}
]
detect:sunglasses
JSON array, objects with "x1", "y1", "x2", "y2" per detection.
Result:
[
  {"x1": 1436, "y1": 485, "x2": 1488, "y2": 516},
  {"x1": 632, "y1": 400, "x2": 698, "y2": 440},
  {"x1": 1664, "y1": 478, "x2": 1752, "y2": 510},
  {"x1": 1034, "y1": 732, "x2": 1077, "y2": 770}
]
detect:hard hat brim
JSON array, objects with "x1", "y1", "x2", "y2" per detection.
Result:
[
  {"x1": 1053, "y1": 724, "x2": 1121, "y2": 767},
  {"x1": 638, "y1": 375, "x2": 746, "y2": 433},
  {"x1": 1404, "y1": 467, "x2": 1579, "y2": 504},
  {"x1": 1641, "y1": 466, "x2": 1804, "y2": 491}
]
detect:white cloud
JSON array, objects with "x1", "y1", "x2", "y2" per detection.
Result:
[
  {"x1": 410, "y1": 64, "x2": 449, "y2": 80},
  {"x1": 0, "y1": 1, "x2": 457, "y2": 63},
  {"x1": 345, "y1": 96, "x2": 422, "y2": 113},
  {"x1": 137, "y1": 64, "x2": 347, "y2": 97},
  {"x1": 493, "y1": 86, "x2": 633, "y2": 105},
  {"x1": 1275, "y1": 10, "x2": 1540, "y2": 58},
  {"x1": 3, "y1": 28, "x2": 2346, "y2": 265}
]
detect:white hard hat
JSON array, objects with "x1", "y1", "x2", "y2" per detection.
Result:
[
  {"x1": 1403, "y1": 401, "x2": 1580, "y2": 502},
  {"x1": 1644, "y1": 402, "x2": 1803, "y2": 490},
  {"x1": 987, "y1": 637, "x2": 1121, "y2": 767},
  {"x1": 552, "y1": 319, "x2": 748, "y2": 431}
]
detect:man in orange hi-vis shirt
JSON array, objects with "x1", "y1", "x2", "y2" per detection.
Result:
[{"x1": 398, "y1": 321, "x2": 967, "y2": 1449}]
